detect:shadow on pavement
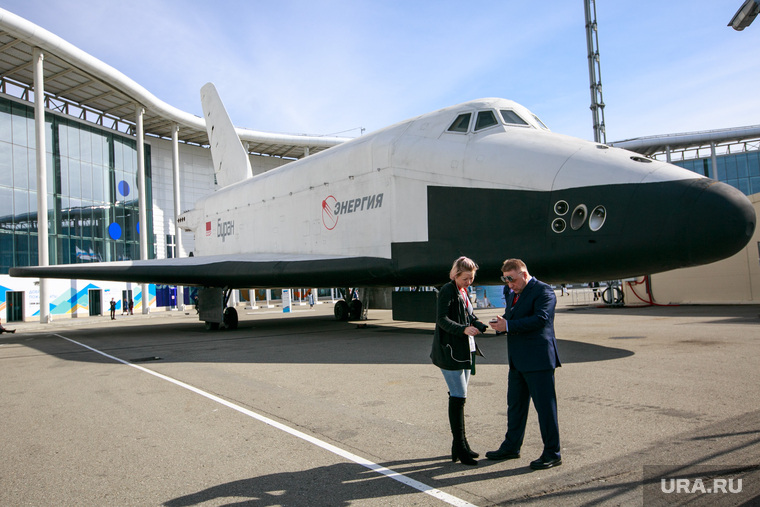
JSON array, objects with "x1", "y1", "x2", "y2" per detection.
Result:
[{"x1": 1, "y1": 314, "x2": 634, "y2": 366}]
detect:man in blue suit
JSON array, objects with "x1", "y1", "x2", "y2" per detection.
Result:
[{"x1": 487, "y1": 258, "x2": 562, "y2": 470}]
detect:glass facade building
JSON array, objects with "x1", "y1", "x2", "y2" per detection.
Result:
[
  {"x1": 673, "y1": 149, "x2": 760, "y2": 196},
  {"x1": 0, "y1": 96, "x2": 154, "y2": 274}
]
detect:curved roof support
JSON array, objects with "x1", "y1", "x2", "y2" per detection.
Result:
[{"x1": 0, "y1": 7, "x2": 349, "y2": 155}]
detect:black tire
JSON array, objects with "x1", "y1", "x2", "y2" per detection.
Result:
[
  {"x1": 223, "y1": 307, "x2": 238, "y2": 330},
  {"x1": 349, "y1": 299, "x2": 363, "y2": 320},
  {"x1": 602, "y1": 287, "x2": 623, "y2": 305},
  {"x1": 334, "y1": 300, "x2": 349, "y2": 321}
]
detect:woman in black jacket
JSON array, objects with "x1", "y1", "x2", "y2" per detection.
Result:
[{"x1": 430, "y1": 256, "x2": 487, "y2": 466}]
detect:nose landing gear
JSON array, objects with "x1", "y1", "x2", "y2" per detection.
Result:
[
  {"x1": 199, "y1": 286, "x2": 239, "y2": 330},
  {"x1": 333, "y1": 288, "x2": 363, "y2": 321}
]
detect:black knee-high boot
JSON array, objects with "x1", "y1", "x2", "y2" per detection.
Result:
[
  {"x1": 449, "y1": 397, "x2": 479, "y2": 460},
  {"x1": 461, "y1": 397, "x2": 479, "y2": 459},
  {"x1": 446, "y1": 393, "x2": 478, "y2": 460},
  {"x1": 448, "y1": 396, "x2": 477, "y2": 466}
]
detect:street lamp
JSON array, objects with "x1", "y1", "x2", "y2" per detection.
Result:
[{"x1": 728, "y1": 0, "x2": 760, "y2": 30}]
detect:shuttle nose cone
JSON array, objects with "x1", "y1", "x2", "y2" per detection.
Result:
[{"x1": 678, "y1": 179, "x2": 756, "y2": 265}]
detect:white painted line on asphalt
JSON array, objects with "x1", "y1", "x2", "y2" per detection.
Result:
[{"x1": 54, "y1": 334, "x2": 478, "y2": 507}]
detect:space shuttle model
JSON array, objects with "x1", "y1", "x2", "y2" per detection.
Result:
[{"x1": 12, "y1": 83, "x2": 756, "y2": 328}]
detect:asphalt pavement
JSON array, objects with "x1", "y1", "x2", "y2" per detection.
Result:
[{"x1": 2, "y1": 297, "x2": 759, "y2": 506}]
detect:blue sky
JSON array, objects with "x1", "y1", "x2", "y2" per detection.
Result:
[{"x1": 2, "y1": 0, "x2": 759, "y2": 142}]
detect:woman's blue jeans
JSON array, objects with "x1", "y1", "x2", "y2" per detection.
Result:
[{"x1": 440, "y1": 368, "x2": 471, "y2": 398}]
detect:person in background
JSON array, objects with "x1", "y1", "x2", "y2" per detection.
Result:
[
  {"x1": 591, "y1": 281, "x2": 600, "y2": 301},
  {"x1": 496, "y1": 284, "x2": 512, "y2": 336},
  {"x1": 430, "y1": 256, "x2": 488, "y2": 466},
  {"x1": 110, "y1": 298, "x2": 116, "y2": 320},
  {"x1": 0, "y1": 317, "x2": 16, "y2": 334}
]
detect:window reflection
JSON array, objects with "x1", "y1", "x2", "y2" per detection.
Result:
[
  {"x1": 0, "y1": 98, "x2": 153, "y2": 273},
  {"x1": 475, "y1": 110, "x2": 498, "y2": 131},
  {"x1": 500, "y1": 109, "x2": 529, "y2": 126},
  {"x1": 447, "y1": 113, "x2": 471, "y2": 133}
]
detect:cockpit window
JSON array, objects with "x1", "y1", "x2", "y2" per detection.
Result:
[
  {"x1": 500, "y1": 109, "x2": 529, "y2": 126},
  {"x1": 447, "y1": 113, "x2": 472, "y2": 133},
  {"x1": 474, "y1": 110, "x2": 498, "y2": 131},
  {"x1": 532, "y1": 114, "x2": 549, "y2": 130}
]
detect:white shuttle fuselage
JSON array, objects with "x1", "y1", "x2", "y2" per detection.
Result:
[{"x1": 179, "y1": 91, "x2": 754, "y2": 289}]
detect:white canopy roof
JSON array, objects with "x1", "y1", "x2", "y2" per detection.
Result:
[{"x1": 0, "y1": 8, "x2": 348, "y2": 158}]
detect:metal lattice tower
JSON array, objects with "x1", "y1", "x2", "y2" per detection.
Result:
[{"x1": 584, "y1": 0, "x2": 607, "y2": 144}]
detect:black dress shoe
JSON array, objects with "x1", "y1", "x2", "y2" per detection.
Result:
[
  {"x1": 529, "y1": 456, "x2": 562, "y2": 470},
  {"x1": 485, "y1": 448, "x2": 520, "y2": 460}
]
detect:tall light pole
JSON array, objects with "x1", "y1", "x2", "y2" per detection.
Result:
[{"x1": 584, "y1": 0, "x2": 606, "y2": 144}]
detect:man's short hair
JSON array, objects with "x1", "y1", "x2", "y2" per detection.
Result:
[{"x1": 501, "y1": 258, "x2": 527, "y2": 273}]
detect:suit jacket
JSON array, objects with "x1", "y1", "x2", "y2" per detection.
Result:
[
  {"x1": 503, "y1": 277, "x2": 561, "y2": 372},
  {"x1": 430, "y1": 281, "x2": 487, "y2": 370}
]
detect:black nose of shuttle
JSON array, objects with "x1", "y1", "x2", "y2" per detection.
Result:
[{"x1": 674, "y1": 179, "x2": 756, "y2": 266}]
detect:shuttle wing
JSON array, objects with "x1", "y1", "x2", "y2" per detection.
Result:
[{"x1": 9, "y1": 253, "x2": 395, "y2": 289}]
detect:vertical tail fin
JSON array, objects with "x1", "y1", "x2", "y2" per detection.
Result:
[{"x1": 200, "y1": 83, "x2": 253, "y2": 187}]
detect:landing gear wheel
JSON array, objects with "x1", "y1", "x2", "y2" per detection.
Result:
[
  {"x1": 223, "y1": 307, "x2": 238, "y2": 330},
  {"x1": 334, "y1": 300, "x2": 349, "y2": 321},
  {"x1": 348, "y1": 299, "x2": 363, "y2": 320}
]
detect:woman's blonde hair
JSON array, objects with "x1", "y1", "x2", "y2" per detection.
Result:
[{"x1": 449, "y1": 256, "x2": 479, "y2": 280}]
